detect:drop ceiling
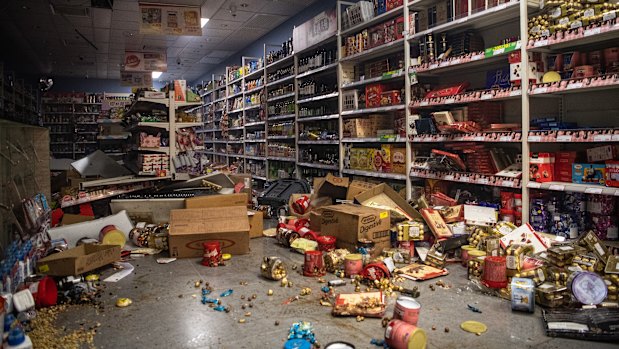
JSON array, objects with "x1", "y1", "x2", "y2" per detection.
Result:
[{"x1": 0, "y1": 0, "x2": 318, "y2": 83}]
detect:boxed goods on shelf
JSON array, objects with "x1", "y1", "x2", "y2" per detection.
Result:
[
  {"x1": 606, "y1": 161, "x2": 619, "y2": 187},
  {"x1": 572, "y1": 163, "x2": 606, "y2": 185},
  {"x1": 530, "y1": 152, "x2": 555, "y2": 183}
]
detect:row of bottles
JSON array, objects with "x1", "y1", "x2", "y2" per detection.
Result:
[
  {"x1": 298, "y1": 105, "x2": 337, "y2": 117},
  {"x1": 267, "y1": 100, "x2": 295, "y2": 116},
  {"x1": 267, "y1": 65, "x2": 294, "y2": 83},
  {"x1": 268, "y1": 121, "x2": 295, "y2": 137},
  {"x1": 298, "y1": 80, "x2": 337, "y2": 97},
  {"x1": 300, "y1": 147, "x2": 338, "y2": 165},
  {"x1": 268, "y1": 84, "x2": 294, "y2": 99},
  {"x1": 268, "y1": 161, "x2": 295, "y2": 179},
  {"x1": 266, "y1": 38, "x2": 294, "y2": 64},
  {"x1": 268, "y1": 143, "x2": 296, "y2": 158},
  {"x1": 298, "y1": 49, "x2": 337, "y2": 73}
]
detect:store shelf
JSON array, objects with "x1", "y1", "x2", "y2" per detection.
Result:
[
  {"x1": 136, "y1": 97, "x2": 169, "y2": 106},
  {"x1": 296, "y1": 62, "x2": 339, "y2": 79},
  {"x1": 341, "y1": 70, "x2": 405, "y2": 89},
  {"x1": 97, "y1": 119, "x2": 123, "y2": 124},
  {"x1": 297, "y1": 114, "x2": 340, "y2": 122},
  {"x1": 414, "y1": 48, "x2": 516, "y2": 75},
  {"x1": 297, "y1": 162, "x2": 339, "y2": 170},
  {"x1": 296, "y1": 36, "x2": 337, "y2": 55},
  {"x1": 267, "y1": 92, "x2": 295, "y2": 103},
  {"x1": 411, "y1": 132, "x2": 522, "y2": 143},
  {"x1": 245, "y1": 155, "x2": 266, "y2": 161},
  {"x1": 245, "y1": 121, "x2": 266, "y2": 127},
  {"x1": 409, "y1": 169, "x2": 521, "y2": 188},
  {"x1": 265, "y1": 54, "x2": 294, "y2": 70},
  {"x1": 343, "y1": 169, "x2": 407, "y2": 180},
  {"x1": 228, "y1": 126, "x2": 244, "y2": 131},
  {"x1": 228, "y1": 77, "x2": 243, "y2": 86},
  {"x1": 226, "y1": 140, "x2": 244, "y2": 144},
  {"x1": 245, "y1": 85, "x2": 264, "y2": 94},
  {"x1": 268, "y1": 113, "x2": 296, "y2": 121},
  {"x1": 60, "y1": 182, "x2": 159, "y2": 208},
  {"x1": 229, "y1": 108, "x2": 244, "y2": 114},
  {"x1": 342, "y1": 137, "x2": 406, "y2": 143},
  {"x1": 297, "y1": 92, "x2": 339, "y2": 104},
  {"x1": 267, "y1": 135, "x2": 294, "y2": 140},
  {"x1": 408, "y1": 1, "x2": 530, "y2": 41},
  {"x1": 50, "y1": 141, "x2": 72, "y2": 145},
  {"x1": 199, "y1": 89, "x2": 213, "y2": 97},
  {"x1": 213, "y1": 97, "x2": 226, "y2": 103},
  {"x1": 212, "y1": 140, "x2": 228, "y2": 144},
  {"x1": 252, "y1": 174, "x2": 268, "y2": 181},
  {"x1": 529, "y1": 75, "x2": 619, "y2": 96},
  {"x1": 528, "y1": 129, "x2": 619, "y2": 143},
  {"x1": 245, "y1": 68, "x2": 264, "y2": 80},
  {"x1": 298, "y1": 140, "x2": 339, "y2": 145},
  {"x1": 527, "y1": 20, "x2": 619, "y2": 52},
  {"x1": 228, "y1": 90, "x2": 244, "y2": 99},
  {"x1": 266, "y1": 75, "x2": 295, "y2": 87},
  {"x1": 245, "y1": 139, "x2": 266, "y2": 143},
  {"x1": 340, "y1": 5, "x2": 405, "y2": 36},
  {"x1": 267, "y1": 156, "x2": 295, "y2": 162},
  {"x1": 411, "y1": 88, "x2": 522, "y2": 108},
  {"x1": 196, "y1": 129, "x2": 216, "y2": 133},
  {"x1": 50, "y1": 132, "x2": 71, "y2": 135},
  {"x1": 528, "y1": 181, "x2": 619, "y2": 196},
  {"x1": 245, "y1": 104, "x2": 261, "y2": 111},
  {"x1": 138, "y1": 146, "x2": 170, "y2": 154},
  {"x1": 136, "y1": 122, "x2": 169, "y2": 130},
  {"x1": 76, "y1": 141, "x2": 97, "y2": 144},
  {"x1": 97, "y1": 133, "x2": 131, "y2": 140},
  {"x1": 341, "y1": 38, "x2": 405, "y2": 63},
  {"x1": 341, "y1": 104, "x2": 406, "y2": 116},
  {"x1": 176, "y1": 122, "x2": 203, "y2": 128}
]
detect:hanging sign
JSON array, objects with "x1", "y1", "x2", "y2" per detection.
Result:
[
  {"x1": 139, "y1": 3, "x2": 201, "y2": 36},
  {"x1": 120, "y1": 72, "x2": 153, "y2": 88},
  {"x1": 124, "y1": 51, "x2": 167, "y2": 72},
  {"x1": 292, "y1": 8, "x2": 337, "y2": 53}
]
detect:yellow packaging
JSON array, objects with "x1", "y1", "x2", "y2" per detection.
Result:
[{"x1": 505, "y1": 244, "x2": 535, "y2": 275}]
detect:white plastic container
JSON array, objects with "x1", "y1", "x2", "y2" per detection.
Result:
[
  {"x1": 3, "y1": 328, "x2": 33, "y2": 349},
  {"x1": 11, "y1": 290, "x2": 34, "y2": 313}
]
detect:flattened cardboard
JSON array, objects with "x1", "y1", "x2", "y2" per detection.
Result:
[
  {"x1": 320, "y1": 204, "x2": 390, "y2": 246},
  {"x1": 354, "y1": 183, "x2": 422, "y2": 221},
  {"x1": 37, "y1": 244, "x2": 120, "y2": 276},
  {"x1": 332, "y1": 291, "x2": 385, "y2": 317},
  {"x1": 248, "y1": 209, "x2": 264, "y2": 239},
  {"x1": 169, "y1": 207, "x2": 250, "y2": 257},
  {"x1": 185, "y1": 193, "x2": 248, "y2": 209},
  {"x1": 61, "y1": 214, "x2": 94, "y2": 226},
  {"x1": 317, "y1": 173, "x2": 350, "y2": 200},
  {"x1": 346, "y1": 180, "x2": 378, "y2": 201}
]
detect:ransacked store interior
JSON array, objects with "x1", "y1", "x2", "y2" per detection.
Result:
[{"x1": 1, "y1": 0, "x2": 619, "y2": 348}]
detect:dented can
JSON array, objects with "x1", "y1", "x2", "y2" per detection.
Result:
[
  {"x1": 303, "y1": 251, "x2": 326, "y2": 277},
  {"x1": 325, "y1": 249, "x2": 350, "y2": 273},
  {"x1": 260, "y1": 256, "x2": 287, "y2": 280}
]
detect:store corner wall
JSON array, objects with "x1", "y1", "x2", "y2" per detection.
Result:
[{"x1": 191, "y1": 0, "x2": 338, "y2": 85}]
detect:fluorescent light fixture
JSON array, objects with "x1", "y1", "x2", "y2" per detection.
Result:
[
  {"x1": 152, "y1": 71, "x2": 162, "y2": 79},
  {"x1": 201, "y1": 18, "x2": 209, "y2": 28}
]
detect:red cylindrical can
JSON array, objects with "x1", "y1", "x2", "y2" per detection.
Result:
[
  {"x1": 385, "y1": 319, "x2": 427, "y2": 349},
  {"x1": 27, "y1": 276, "x2": 58, "y2": 308},
  {"x1": 344, "y1": 254, "x2": 363, "y2": 277},
  {"x1": 292, "y1": 195, "x2": 311, "y2": 215},
  {"x1": 303, "y1": 250, "x2": 325, "y2": 277},
  {"x1": 362, "y1": 262, "x2": 390, "y2": 281},
  {"x1": 393, "y1": 296, "x2": 421, "y2": 326},
  {"x1": 202, "y1": 241, "x2": 222, "y2": 267},
  {"x1": 316, "y1": 235, "x2": 336, "y2": 252},
  {"x1": 482, "y1": 256, "x2": 508, "y2": 288},
  {"x1": 399, "y1": 240, "x2": 415, "y2": 259},
  {"x1": 298, "y1": 228, "x2": 318, "y2": 241}
]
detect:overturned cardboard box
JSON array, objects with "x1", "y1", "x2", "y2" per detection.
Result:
[
  {"x1": 185, "y1": 193, "x2": 262, "y2": 238},
  {"x1": 169, "y1": 207, "x2": 250, "y2": 258},
  {"x1": 319, "y1": 204, "x2": 391, "y2": 251},
  {"x1": 315, "y1": 173, "x2": 349, "y2": 201},
  {"x1": 346, "y1": 180, "x2": 378, "y2": 201},
  {"x1": 354, "y1": 183, "x2": 422, "y2": 221},
  {"x1": 37, "y1": 244, "x2": 120, "y2": 276}
]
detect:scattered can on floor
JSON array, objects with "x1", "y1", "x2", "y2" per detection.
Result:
[
  {"x1": 99, "y1": 225, "x2": 126, "y2": 247},
  {"x1": 344, "y1": 254, "x2": 363, "y2": 278},
  {"x1": 201, "y1": 241, "x2": 222, "y2": 267},
  {"x1": 393, "y1": 296, "x2": 421, "y2": 326},
  {"x1": 25, "y1": 276, "x2": 57, "y2": 308},
  {"x1": 567, "y1": 271, "x2": 608, "y2": 305},
  {"x1": 511, "y1": 277, "x2": 535, "y2": 313},
  {"x1": 261, "y1": 256, "x2": 287, "y2": 280},
  {"x1": 362, "y1": 262, "x2": 390, "y2": 281},
  {"x1": 460, "y1": 245, "x2": 475, "y2": 266},
  {"x1": 325, "y1": 249, "x2": 350, "y2": 273},
  {"x1": 324, "y1": 342, "x2": 356, "y2": 349},
  {"x1": 316, "y1": 235, "x2": 336, "y2": 252},
  {"x1": 283, "y1": 338, "x2": 311, "y2": 349},
  {"x1": 385, "y1": 319, "x2": 427, "y2": 349},
  {"x1": 303, "y1": 250, "x2": 325, "y2": 277},
  {"x1": 482, "y1": 256, "x2": 508, "y2": 289}
]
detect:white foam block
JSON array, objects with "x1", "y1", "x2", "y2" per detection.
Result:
[{"x1": 49, "y1": 210, "x2": 134, "y2": 247}]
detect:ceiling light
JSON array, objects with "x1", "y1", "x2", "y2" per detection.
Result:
[
  {"x1": 201, "y1": 18, "x2": 209, "y2": 28},
  {"x1": 152, "y1": 71, "x2": 162, "y2": 79}
]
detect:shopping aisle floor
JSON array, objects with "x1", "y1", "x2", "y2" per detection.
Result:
[{"x1": 55, "y1": 238, "x2": 618, "y2": 349}]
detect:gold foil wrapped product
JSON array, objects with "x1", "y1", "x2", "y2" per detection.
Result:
[{"x1": 325, "y1": 249, "x2": 350, "y2": 273}]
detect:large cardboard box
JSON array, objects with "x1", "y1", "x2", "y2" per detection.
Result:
[
  {"x1": 346, "y1": 180, "x2": 378, "y2": 201},
  {"x1": 169, "y1": 207, "x2": 250, "y2": 257},
  {"x1": 61, "y1": 214, "x2": 94, "y2": 226},
  {"x1": 248, "y1": 209, "x2": 264, "y2": 239},
  {"x1": 320, "y1": 204, "x2": 391, "y2": 246},
  {"x1": 185, "y1": 193, "x2": 247, "y2": 209},
  {"x1": 317, "y1": 173, "x2": 350, "y2": 200},
  {"x1": 354, "y1": 183, "x2": 422, "y2": 221},
  {"x1": 37, "y1": 244, "x2": 120, "y2": 276}
]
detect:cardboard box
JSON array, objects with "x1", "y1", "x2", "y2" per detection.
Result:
[
  {"x1": 168, "y1": 207, "x2": 250, "y2": 258},
  {"x1": 309, "y1": 207, "x2": 325, "y2": 232},
  {"x1": 174, "y1": 80, "x2": 187, "y2": 102},
  {"x1": 317, "y1": 173, "x2": 350, "y2": 200},
  {"x1": 346, "y1": 180, "x2": 378, "y2": 201},
  {"x1": 354, "y1": 183, "x2": 422, "y2": 221},
  {"x1": 185, "y1": 193, "x2": 248, "y2": 209},
  {"x1": 248, "y1": 209, "x2": 264, "y2": 239},
  {"x1": 37, "y1": 244, "x2": 120, "y2": 276},
  {"x1": 61, "y1": 214, "x2": 94, "y2": 226},
  {"x1": 587, "y1": 145, "x2": 617, "y2": 163},
  {"x1": 391, "y1": 147, "x2": 406, "y2": 174},
  {"x1": 320, "y1": 204, "x2": 391, "y2": 246},
  {"x1": 572, "y1": 163, "x2": 606, "y2": 185}
]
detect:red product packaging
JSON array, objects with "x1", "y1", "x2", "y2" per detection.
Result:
[
  {"x1": 386, "y1": 0, "x2": 403, "y2": 11},
  {"x1": 508, "y1": 51, "x2": 543, "y2": 64},
  {"x1": 500, "y1": 191, "x2": 515, "y2": 211},
  {"x1": 530, "y1": 152, "x2": 554, "y2": 183},
  {"x1": 425, "y1": 82, "x2": 470, "y2": 99},
  {"x1": 572, "y1": 65, "x2": 595, "y2": 78},
  {"x1": 606, "y1": 161, "x2": 619, "y2": 187},
  {"x1": 366, "y1": 84, "x2": 384, "y2": 108},
  {"x1": 555, "y1": 151, "x2": 577, "y2": 182},
  {"x1": 431, "y1": 192, "x2": 457, "y2": 207},
  {"x1": 420, "y1": 208, "x2": 453, "y2": 239},
  {"x1": 395, "y1": 16, "x2": 405, "y2": 40}
]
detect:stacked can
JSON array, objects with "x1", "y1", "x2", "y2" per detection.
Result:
[
  {"x1": 587, "y1": 195, "x2": 618, "y2": 240},
  {"x1": 303, "y1": 251, "x2": 325, "y2": 277}
]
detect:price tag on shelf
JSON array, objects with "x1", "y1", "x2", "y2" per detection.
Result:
[
  {"x1": 594, "y1": 134, "x2": 612, "y2": 142},
  {"x1": 529, "y1": 182, "x2": 542, "y2": 188},
  {"x1": 528, "y1": 136, "x2": 542, "y2": 142},
  {"x1": 420, "y1": 101, "x2": 429, "y2": 106},
  {"x1": 612, "y1": 134, "x2": 619, "y2": 142},
  {"x1": 502, "y1": 180, "x2": 515, "y2": 188},
  {"x1": 585, "y1": 187, "x2": 603, "y2": 194},
  {"x1": 493, "y1": 48, "x2": 505, "y2": 55},
  {"x1": 510, "y1": 90, "x2": 522, "y2": 96},
  {"x1": 477, "y1": 178, "x2": 489, "y2": 185},
  {"x1": 615, "y1": 189, "x2": 619, "y2": 196},
  {"x1": 499, "y1": 136, "x2": 513, "y2": 142},
  {"x1": 444, "y1": 175, "x2": 455, "y2": 181},
  {"x1": 445, "y1": 98, "x2": 456, "y2": 104},
  {"x1": 557, "y1": 135, "x2": 572, "y2": 142},
  {"x1": 471, "y1": 54, "x2": 484, "y2": 61},
  {"x1": 451, "y1": 59, "x2": 461, "y2": 65},
  {"x1": 584, "y1": 27, "x2": 601, "y2": 36},
  {"x1": 430, "y1": 63, "x2": 439, "y2": 69},
  {"x1": 474, "y1": 136, "x2": 485, "y2": 141},
  {"x1": 533, "y1": 87, "x2": 548, "y2": 94},
  {"x1": 480, "y1": 94, "x2": 493, "y2": 100},
  {"x1": 461, "y1": 176, "x2": 471, "y2": 183},
  {"x1": 566, "y1": 82, "x2": 583, "y2": 90},
  {"x1": 533, "y1": 39, "x2": 548, "y2": 47},
  {"x1": 549, "y1": 184, "x2": 565, "y2": 191}
]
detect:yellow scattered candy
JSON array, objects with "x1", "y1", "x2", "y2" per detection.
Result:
[
  {"x1": 222, "y1": 253, "x2": 232, "y2": 261},
  {"x1": 116, "y1": 298, "x2": 132, "y2": 307}
]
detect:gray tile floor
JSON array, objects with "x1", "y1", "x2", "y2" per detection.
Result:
[{"x1": 56, "y1": 238, "x2": 619, "y2": 349}]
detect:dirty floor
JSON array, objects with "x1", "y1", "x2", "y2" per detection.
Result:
[{"x1": 55, "y1": 238, "x2": 619, "y2": 349}]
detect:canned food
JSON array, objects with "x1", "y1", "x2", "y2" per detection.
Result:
[{"x1": 260, "y1": 256, "x2": 287, "y2": 280}]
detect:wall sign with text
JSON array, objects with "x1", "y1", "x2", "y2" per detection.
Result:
[{"x1": 139, "y1": 3, "x2": 201, "y2": 36}]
